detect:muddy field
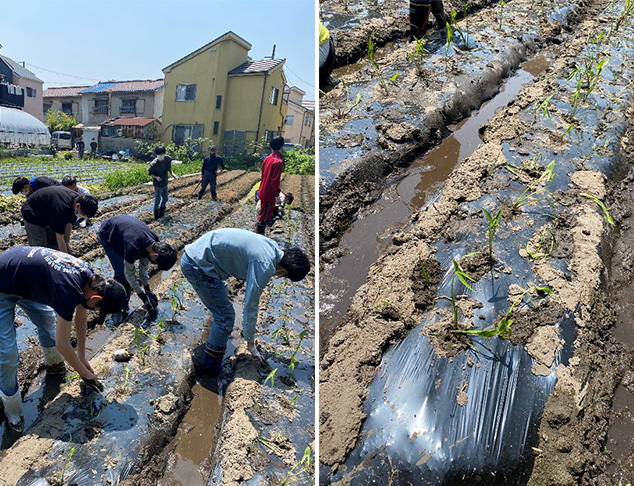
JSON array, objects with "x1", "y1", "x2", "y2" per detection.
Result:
[
  {"x1": 320, "y1": 0, "x2": 634, "y2": 484},
  {"x1": 0, "y1": 169, "x2": 315, "y2": 486}
]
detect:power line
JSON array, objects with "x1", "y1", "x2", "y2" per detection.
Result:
[
  {"x1": 284, "y1": 64, "x2": 315, "y2": 89},
  {"x1": 25, "y1": 63, "x2": 101, "y2": 82}
]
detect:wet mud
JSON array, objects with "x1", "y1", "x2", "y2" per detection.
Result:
[
  {"x1": 0, "y1": 171, "x2": 315, "y2": 485},
  {"x1": 320, "y1": 0, "x2": 634, "y2": 484}
]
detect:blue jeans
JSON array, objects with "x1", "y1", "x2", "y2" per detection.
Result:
[
  {"x1": 0, "y1": 292, "x2": 57, "y2": 396},
  {"x1": 153, "y1": 185, "x2": 169, "y2": 211},
  {"x1": 180, "y1": 253, "x2": 235, "y2": 355},
  {"x1": 98, "y1": 233, "x2": 131, "y2": 304}
]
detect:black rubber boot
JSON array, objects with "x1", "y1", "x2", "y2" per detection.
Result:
[
  {"x1": 409, "y1": 0, "x2": 432, "y2": 40},
  {"x1": 154, "y1": 209, "x2": 159, "y2": 220},
  {"x1": 256, "y1": 222, "x2": 267, "y2": 235},
  {"x1": 159, "y1": 207, "x2": 165, "y2": 218}
]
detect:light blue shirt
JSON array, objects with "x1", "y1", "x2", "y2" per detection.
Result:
[{"x1": 184, "y1": 228, "x2": 284, "y2": 342}]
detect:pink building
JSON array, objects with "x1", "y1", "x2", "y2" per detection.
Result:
[{"x1": 0, "y1": 53, "x2": 44, "y2": 122}]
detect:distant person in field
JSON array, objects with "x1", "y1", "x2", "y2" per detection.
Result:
[
  {"x1": 256, "y1": 136, "x2": 284, "y2": 235},
  {"x1": 89, "y1": 138, "x2": 98, "y2": 159},
  {"x1": 410, "y1": 0, "x2": 446, "y2": 41},
  {"x1": 0, "y1": 246, "x2": 127, "y2": 432},
  {"x1": 21, "y1": 186, "x2": 98, "y2": 254},
  {"x1": 75, "y1": 138, "x2": 85, "y2": 159},
  {"x1": 61, "y1": 175, "x2": 90, "y2": 196},
  {"x1": 98, "y1": 215, "x2": 178, "y2": 322},
  {"x1": 149, "y1": 145, "x2": 178, "y2": 220},
  {"x1": 181, "y1": 228, "x2": 311, "y2": 375},
  {"x1": 198, "y1": 145, "x2": 225, "y2": 201},
  {"x1": 12, "y1": 176, "x2": 59, "y2": 197}
]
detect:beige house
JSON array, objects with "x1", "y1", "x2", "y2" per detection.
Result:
[
  {"x1": 0, "y1": 54, "x2": 44, "y2": 121},
  {"x1": 162, "y1": 31, "x2": 288, "y2": 156},
  {"x1": 282, "y1": 86, "x2": 315, "y2": 148},
  {"x1": 42, "y1": 86, "x2": 87, "y2": 123}
]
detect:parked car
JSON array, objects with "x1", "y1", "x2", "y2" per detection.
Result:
[
  {"x1": 283, "y1": 143, "x2": 303, "y2": 151},
  {"x1": 51, "y1": 131, "x2": 72, "y2": 149}
]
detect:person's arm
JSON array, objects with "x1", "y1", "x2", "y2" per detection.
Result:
[
  {"x1": 149, "y1": 162, "x2": 162, "y2": 181},
  {"x1": 124, "y1": 260, "x2": 143, "y2": 294},
  {"x1": 170, "y1": 168, "x2": 178, "y2": 179},
  {"x1": 269, "y1": 160, "x2": 282, "y2": 198},
  {"x1": 55, "y1": 223, "x2": 72, "y2": 254},
  {"x1": 218, "y1": 157, "x2": 225, "y2": 173},
  {"x1": 242, "y1": 263, "x2": 270, "y2": 363},
  {"x1": 138, "y1": 257, "x2": 150, "y2": 289},
  {"x1": 55, "y1": 312, "x2": 100, "y2": 383},
  {"x1": 73, "y1": 305, "x2": 91, "y2": 370}
]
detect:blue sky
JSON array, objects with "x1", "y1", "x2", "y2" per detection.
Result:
[{"x1": 1, "y1": 0, "x2": 316, "y2": 98}]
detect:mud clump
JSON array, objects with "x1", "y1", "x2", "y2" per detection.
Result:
[{"x1": 411, "y1": 257, "x2": 442, "y2": 310}]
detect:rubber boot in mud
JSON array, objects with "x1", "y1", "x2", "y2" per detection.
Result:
[
  {"x1": 431, "y1": 0, "x2": 445, "y2": 29},
  {"x1": 202, "y1": 347, "x2": 223, "y2": 375},
  {"x1": 42, "y1": 346, "x2": 66, "y2": 374},
  {"x1": 410, "y1": 0, "x2": 432, "y2": 41},
  {"x1": 256, "y1": 222, "x2": 267, "y2": 235},
  {"x1": 154, "y1": 209, "x2": 159, "y2": 220},
  {"x1": 159, "y1": 207, "x2": 166, "y2": 219},
  {"x1": 0, "y1": 389, "x2": 24, "y2": 433}
]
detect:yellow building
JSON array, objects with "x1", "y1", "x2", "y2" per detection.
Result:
[{"x1": 162, "y1": 31, "x2": 287, "y2": 156}]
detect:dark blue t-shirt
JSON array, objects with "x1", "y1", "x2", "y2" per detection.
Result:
[
  {"x1": 98, "y1": 215, "x2": 159, "y2": 264},
  {"x1": 29, "y1": 176, "x2": 59, "y2": 192},
  {"x1": 201, "y1": 154, "x2": 225, "y2": 174},
  {"x1": 0, "y1": 246, "x2": 94, "y2": 321},
  {"x1": 21, "y1": 185, "x2": 78, "y2": 235}
]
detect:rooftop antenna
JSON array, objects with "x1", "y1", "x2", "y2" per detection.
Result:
[{"x1": 265, "y1": 44, "x2": 276, "y2": 59}]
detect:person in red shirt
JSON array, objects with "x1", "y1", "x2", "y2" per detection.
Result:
[{"x1": 256, "y1": 136, "x2": 284, "y2": 234}]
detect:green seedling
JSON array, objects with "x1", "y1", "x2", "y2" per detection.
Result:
[
  {"x1": 511, "y1": 160, "x2": 555, "y2": 213},
  {"x1": 499, "y1": 1, "x2": 505, "y2": 30},
  {"x1": 445, "y1": 19, "x2": 453, "y2": 57},
  {"x1": 561, "y1": 122, "x2": 576, "y2": 140},
  {"x1": 483, "y1": 208, "x2": 503, "y2": 261},
  {"x1": 368, "y1": 37, "x2": 390, "y2": 96},
  {"x1": 526, "y1": 227, "x2": 555, "y2": 258},
  {"x1": 408, "y1": 36, "x2": 429, "y2": 77},
  {"x1": 612, "y1": 0, "x2": 634, "y2": 33},
  {"x1": 134, "y1": 327, "x2": 150, "y2": 365},
  {"x1": 450, "y1": 258, "x2": 476, "y2": 329},
  {"x1": 418, "y1": 253, "x2": 431, "y2": 285},
  {"x1": 449, "y1": 1, "x2": 471, "y2": 50},
  {"x1": 264, "y1": 368, "x2": 278, "y2": 388},
  {"x1": 454, "y1": 286, "x2": 553, "y2": 339},
  {"x1": 580, "y1": 193, "x2": 615, "y2": 226},
  {"x1": 288, "y1": 330, "x2": 309, "y2": 379},
  {"x1": 60, "y1": 433, "x2": 76, "y2": 485},
  {"x1": 335, "y1": 80, "x2": 362, "y2": 119},
  {"x1": 568, "y1": 56, "x2": 609, "y2": 113},
  {"x1": 534, "y1": 94, "x2": 554, "y2": 121},
  {"x1": 281, "y1": 447, "x2": 313, "y2": 486},
  {"x1": 290, "y1": 393, "x2": 300, "y2": 404}
]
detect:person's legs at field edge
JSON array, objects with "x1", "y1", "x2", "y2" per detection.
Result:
[
  {"x1": 98, "y1": 233, "x2": 131, "y2": 316},
  {"x1": 18, "y1": 297, "x2": 64, "y2": 371},
  {"x1": 256, "y1": 198, "x2": 275, "y2": 234},
  {"x1": 198, "y1": 172, "x2": 212, "y2": 200},
  {"x1": 0, "y1": 292, "x2": 23, "y2": 429},
  {"x1": 158, "y1": 186, "x2": 169, "y2": 217},
  {"x1": 180, "y1": 253, "x2": 235, "y2": 373}
]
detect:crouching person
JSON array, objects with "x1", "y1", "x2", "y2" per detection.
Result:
[
  {"x1": 181, "y1": 228, "x2": 310, "y2": 375},
  {"x1": 0, "y1": 246, "x2": 127, "y2": 432},
  {"x1": 98, "y1": 215, "x2": 178, "y2": 321}
]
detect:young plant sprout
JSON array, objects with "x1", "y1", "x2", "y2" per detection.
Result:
[
  {"x1": 336, "y1": 80, "x2": 362, "y2": 119},
  {"x1": 264, "y1": 367, "x2": 278, "y2": 388},
  {"x1": 418, "y1": 253, "x2": 431, "y2": 285},
  {"x1": 450, "y1": 258, "x2": 476, "y2": 329},
  {"x1": 408, "y1": 36, "x2": 429, "y2": 77},
  {"x1": 367, "y1": 37, "x2": 395, "y2": 96},
  {"x1": 534, "y1": 94, "x2": 554, "y2": 121},
  {"x1": 445, "y1": 19, "x2": 453, "y2": 57},
  {"x1": 454, "y1": 286, "x2": 553, "y2": 339},
  {"x1": 580, "y1": 193, "x2": 615, "y2": 226},
  {"x1": 512, "y1": 160, "x2": 555, "y2": 213},
  {"x1": 288, "y1": 330, "x2": 309, "y2": 379},
  {"x1": 483, "y1": 208, "x2": 503, "y2": 261},
  {"x1": 60, "y1": 433, "x2": 76, "y2": 485},
  {"x1": 449, "y1": 1, "x2": 472, "y2": 50},
  {"x1": 525, "y1": 227, "x2": 555, "y2": 259},
  {"x1": 499, "y1": 0, "x2": 505, "y2": 30},
  {"x1": 281, "y1": 447, "x2": 313, "y2": 486}
]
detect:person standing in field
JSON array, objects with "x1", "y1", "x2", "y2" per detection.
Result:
[
  {"x1": 98, "y1": 215, "x2": 178, "y2": 322},
  {"x1": 198, "y1": 145, "x2": 225, "y2": 201},
  {"x1": 21, "y1": 185, "x2": 98, "y2": 254},
  {"x1": 89, "y1": 138, "x2": 98, "y2": 159},
  {"x1": 180, "y1": 228, "x2": 310, "y2": 375},
  {"x1": 0, "y1": 246, "x2": 127, "y2": 432},
  {"x1": 256, "y1": 136, "x2": 284, "y2": 235},
  {"x1": 149, "y1": 145, "x2": 178, "y2": 220},
  {"x1": 76, "y1": 138, "x2": 85, "y2": 159}
]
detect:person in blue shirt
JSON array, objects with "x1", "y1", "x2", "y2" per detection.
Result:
[
  {"x1": 0, "y1": 246, "x2": 127, "y2": 432},
  {"x1": 180, "y1": 228, "x2": 310, "y2": 375},
  {"x1": 12, "y1": 176, "x2": 59, "y2": 196},
  {"x1": 198, "y1": 145, "x2": 225, "y2": 201}
]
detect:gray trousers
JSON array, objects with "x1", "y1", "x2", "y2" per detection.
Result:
[{"x1": 24, "y1": 220, "x2": 59, "y2": 249}]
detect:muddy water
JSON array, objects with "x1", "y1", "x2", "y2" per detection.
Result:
[{"x1": 320, "y1": 55, "x2": 551, "y2": 349}]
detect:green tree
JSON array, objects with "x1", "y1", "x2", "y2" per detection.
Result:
[{"x1": 45, "y1": 109, "x2": 77, "y2": 133}]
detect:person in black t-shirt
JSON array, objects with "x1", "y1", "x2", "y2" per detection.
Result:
[
  {"x1": 76, "y1": 139, "x2": 85, "y2": 159},
  {"x1": 148, "y1": 145, "x2": 178, "y2": 220},
  {"x1": 198, "y1": 145, "x2": 225, "y2": 201},
  {"x1": 0, "y1": 246, "x2": 127, "y2": 432},
  {"x1": 21, "y1": 186, "x2": 98, "y2": 254},
  {"x1": 12, "y1": 175, "x2": 59, "y2": 196},
  {"x1": 89, "y1": 138, "x2": 98, "y2": 159},
  {"x1": 98, "y1": 215, "x2": 177, "y2": 320}
]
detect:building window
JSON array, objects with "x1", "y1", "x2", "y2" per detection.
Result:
[
  {"x1": 43, "y1": 103, "x2": 52, "y2": 113},
  {"x1": 216, "y1": 95, "x2": 222, "y2": 110},
  {"x1": 213, "y1": 121, "x2": 219, "y2": 136},
  {"x1": 269, "y1": 87, "x2": 279, "y2": 105},
  {"x1": 285, "y1": 115, "x2": 294, "y2": 125},
  {"x1": 61, "y1": 102, "x2": 73, "y2": 115},
  {"x1": 264, "y1": 130, "x2": 277, "y2": 143},
  {"x1": 172, "y1": 124, "x2": 204, "y2": 148},
  {"x1": 102, "y1": 126, "x2": 117, "y2": 137},
  {"x1": 176, "y1": 84, "x2": 197, "y2": 101},
  {"x1": 223, "y1": 130, "x2": 246, "y2": 157},
  {"x1": 304, "y1": 115, "x2": 312, "y2": 127},
  {"x1": 26, "y1": 87, "x2": 36, "y2": 98},
  {"x1": 120, "y1": 99, "x2": 137, "y2": 114},
  {"x1": 93, "y1": 99, "x2": 108, "y2": 114}
]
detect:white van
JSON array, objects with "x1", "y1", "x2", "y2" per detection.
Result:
[{"x1": 51, "y1": 131, "x2": 72, "y2": 149}]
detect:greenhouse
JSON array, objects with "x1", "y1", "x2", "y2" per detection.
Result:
[{"x1": 0, "y1": 105, "x2": 50, "y2": 146}]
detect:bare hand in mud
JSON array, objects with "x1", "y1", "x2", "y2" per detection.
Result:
[
  {"x1": 247, "y1": 343, "x2": 267, "y2": 365},
  {"x1": 82, "y1": 377, "x2": 104, "y2": 393}
]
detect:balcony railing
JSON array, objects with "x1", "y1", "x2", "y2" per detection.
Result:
[
  {"x1": 119, "y1": 106, "x2": 136, "y2": 114},
  {"x1": 92, "y1": 105, "x2": 108, "y2": 114}
]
